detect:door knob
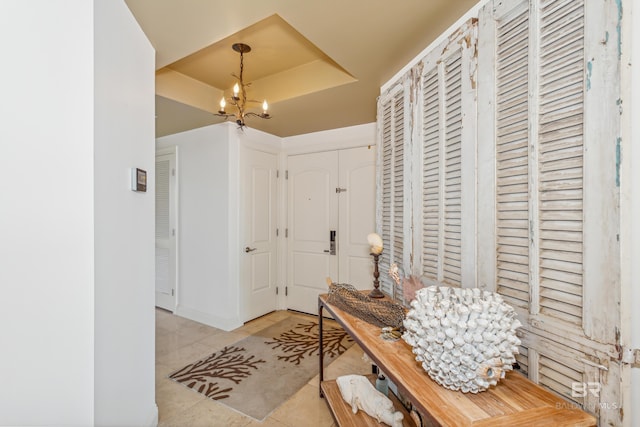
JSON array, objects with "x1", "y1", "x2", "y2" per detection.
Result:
[{"x1": 245, "y1": 246, "x2": 257, "y2": 253}]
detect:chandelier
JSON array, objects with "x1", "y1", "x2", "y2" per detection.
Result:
[{"x1": 216, "y1": 43, "x2": 270, "y2": 128}]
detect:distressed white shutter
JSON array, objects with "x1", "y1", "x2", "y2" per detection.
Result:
[
  {"x1": 418, "y1": 19, "x2": 476, "y2": 288},
  {"x1": 156, "y1": 159, "x2": 171, "y2": 240},
  {"x1": 480, "y1": 0, "x2": 622, "y2": 421},
  {"x1": 537, "y1": 0, "x2": 585, "y2": 325},
  {"x1": 442, "y1": 50, "x2": 463, "y2": 286},
  {"x1": 377, "y1": 85, "x2": 405, "y2": 297},
  {"x1": 392, "y1": 93, "x2": 405, "y2": 301},
  {"x1": 495, "y1": 2, "x2": 530, "y2": 309},
  {"x1": 379, "y1": 99, "x2": 393, "y2": 295},
  {"x1": 421, "y1": 68, "x2": 440, "y2": 281},
  {"x1": 155, "y1": 158, "x2": 171, "y2": 295}
]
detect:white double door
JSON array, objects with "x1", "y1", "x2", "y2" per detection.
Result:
[{"x1": 287, "y1": 146, "x2": 376, "y2": 314}]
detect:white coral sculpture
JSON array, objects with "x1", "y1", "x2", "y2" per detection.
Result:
[{"x1": 402, "y1": 286, "x2": 522, "y2": 393}]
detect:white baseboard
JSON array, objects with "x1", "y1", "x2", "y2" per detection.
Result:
[
  {"x1": 175, "y1": 304, "x2": 243, "y2": 331},
  {"x1": 146, "y1": 404, "x2": 158, "y2": 427}
]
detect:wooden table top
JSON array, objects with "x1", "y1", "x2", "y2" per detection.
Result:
[{"x1": 319, "y1": 294, "x2": 596, "y2": 427}]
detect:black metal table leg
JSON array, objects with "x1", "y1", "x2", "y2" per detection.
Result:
[{"x1": 318, "y1": 300, "x2": 324, "y2": 398}]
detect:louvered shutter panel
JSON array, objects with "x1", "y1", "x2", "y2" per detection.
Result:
[
  {"x1": 156, "y1": 159, "x2": 171, "y2": 240},
  {"x1": 537, "y1": 0, "x2": 584, "y2": 325},
  {"x1": 495, "y1": 3, "x2": 530, "y2": 308},
  {"x1": 392, "y1": 93, "x2": 405, "y2": 301},
  {"x1": 443, "y1": 50, "x2": 463, "y2": 286},
  {"x1": 377, "y1": 87, "x2": 405, "y2": 298},
  {"x1": 155, "y1": 158, "x2": 171, "y2": 294},
  {"x1": 379, "y1": 100, "x2": 393, "y2": 295},
  {"x1": 422, "y1": 68, "x2": 440, "y2": 281},
  {"x1": 489, "y1": 0, "x2": 592, "y2": 408}
]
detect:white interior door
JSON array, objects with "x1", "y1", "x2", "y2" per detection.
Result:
[
  {"x1": 337, "y1": 146, "x2": 376, "y2": 289},
  {"x1": 242, "y1": 147, "x2": 278, "y2": 321},
  {"x1": 155, "y1": 151, "x2": 176, "y2": 311},
  {"x1": 287, "y1": 151, "x2": 339, "y2": 314}
]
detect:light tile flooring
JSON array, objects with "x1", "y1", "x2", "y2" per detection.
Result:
[{"x1": 156, "y1": 309, "x2": 372, "y2": 427}]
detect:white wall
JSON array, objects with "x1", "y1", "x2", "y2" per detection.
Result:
[
  {"x1": 281, "y1": 123, "x2": 376, "y2": 154},
  {"x1": 157, "y1": 124, "x2": 242, "y2": 330},
  {"x1": 0, "y1": 1, "x2": 155, "y2": 426},
  {"x1": 94, "y1": 1, "x2": 157, "y2": 426},
  {"x1": 0, "y1": 2, "x2": 95, "y2": 425}
]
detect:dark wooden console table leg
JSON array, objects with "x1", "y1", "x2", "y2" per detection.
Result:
[{"x1": 318, "y1": 301, "x2": 324, "y2": 398}]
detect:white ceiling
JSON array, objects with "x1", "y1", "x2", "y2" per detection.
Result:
[{"x1": 125, "y1": 0, "x2": 479, "y2": 137}]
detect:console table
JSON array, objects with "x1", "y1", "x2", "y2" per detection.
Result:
[{"x1": 318, "y1": 293, "x2": 596, "y2": 427}]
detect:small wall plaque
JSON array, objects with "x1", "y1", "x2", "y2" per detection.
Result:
[{"x1": 131, "y1": 168, "x2": 147, "y2": 192}]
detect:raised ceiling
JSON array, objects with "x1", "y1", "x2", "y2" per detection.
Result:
[{"x1": 125, "y1": 0, "x2": 479, "y2": 137}]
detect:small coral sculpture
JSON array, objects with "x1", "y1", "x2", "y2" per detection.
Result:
[{"x1": 402, "y1": 286, "x2": 522, "y2": 393}]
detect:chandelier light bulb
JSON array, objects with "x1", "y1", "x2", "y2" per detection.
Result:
[
  {"x1": 233, "y1": 83, "x2": 240, "y2": 97},
  {"x1": 219, "y1": 97, "x2": 226, "y2": 110},
  {"x1": 263, "y1": 100, "x2": 268, "y2": 114}
]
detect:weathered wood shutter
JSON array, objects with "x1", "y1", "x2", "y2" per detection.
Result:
[
  {"x1": 490, "y1": 0, "x2": 589, "y2": 403},
  {"x1": 377, "y1": 85, "x2": 405, "y2": 297},
  {"x1": 478, "y1": 0, "x2": 622, "y2": 422},
  {"x1": 443, "y1": 50, "x2": 464, "y2": 286},
  {"x1": 421, "y1": 68, "x2": 440, "y2": 281},
  {"x1": 495, "y1": 1, "x2": 530, "y2": 309},
  {"x1": 537, "y1": 0, "x2": 585, "y2": 325},
  {"x1": 417, "y1": 20, "x2": 476, "y2": 289},
  {"x1": 392, "y1": 93, "x2": 405, "y2": 300}
]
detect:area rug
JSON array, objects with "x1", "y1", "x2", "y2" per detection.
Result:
[{"x1": 168, "y1": 315, "x2": 354, "y2": 420}]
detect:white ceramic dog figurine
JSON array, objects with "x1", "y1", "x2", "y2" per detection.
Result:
[{"x1": 336, "y1": 374, "x2": 404, "y2": 427}]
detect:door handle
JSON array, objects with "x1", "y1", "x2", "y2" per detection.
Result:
[{"x1": 245, "y1": 246, "x2": 257, "y2": 253}]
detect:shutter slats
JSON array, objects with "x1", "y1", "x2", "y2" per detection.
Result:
[
  {"x1": 498, "y1": 201, "x2": 528, "y2": 213},
  {"x1": 393, "y1": 93, "x2": 405, "y2": 275},
  {"x1": 498, "y1": 269, "x2": 529, "y2": 285},
  {"x1": 422, "y1": 67, "x2": 440, "y2": 280},
  {"x1": 515, "y1": 346, "x2": 528, "y2": 375},
  {"x1": 440, "y1": 49, "x2": 464, "y2": 286},
  {"x1": 539, "y1": 353, "x2": 584, "y2": 405},
  {"x1": 156, "y1": 159, "x2": 170, "y2": 240},
  {"x1": 540, "y1": 276, "x2": 582, "y2": 295},
  {"x1": 498, "y1": 238, "x2": 529, "y2": 250},
  {"x1": 496, "y1": 3, "x2": 530, "y2": 308},
  {"x1": 497, "y1": 79, "x2": 529, "y2": 105},
  {"x1": 380, "y1": 101, "x2": 393, "y2": 295},
  {"x1": 379, "y1": 90, "x2": 406, "y2": 300},
  {"x1": 498, "y1": 243, "x2": 529, "y2": 256}
]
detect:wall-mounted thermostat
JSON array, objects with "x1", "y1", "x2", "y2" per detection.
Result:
[{"x1": 131, "y1": 168, "x2": 147, "y2": 192}]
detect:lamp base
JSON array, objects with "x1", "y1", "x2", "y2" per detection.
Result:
[{"x1": 368, "y1": 288, "x2": 385, "y2": 299}]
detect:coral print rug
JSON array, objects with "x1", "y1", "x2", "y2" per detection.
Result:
[{"x1": 168, "y1": 315, "x2": 353, "y2": 420}]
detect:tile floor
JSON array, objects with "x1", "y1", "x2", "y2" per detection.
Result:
[{"x1": 155, "y1": 308, "x2": 372, "y2": 427}]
